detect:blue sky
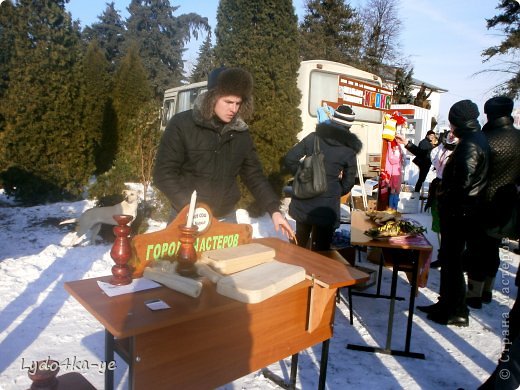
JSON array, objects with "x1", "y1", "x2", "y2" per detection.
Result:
[{"x1": 66, "y1": 0, "x2": 511, "y2": 124}]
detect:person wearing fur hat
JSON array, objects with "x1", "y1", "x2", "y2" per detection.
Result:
[
  {"x1": 465, "y1": 96, "x2": 520, "y2": 309},
  {"x1": 284, "y1": 105, "x2": 362, "y2": 250},
  {"x1": 419, "y1": 99, "x2": 490, "y2": 327},
  {"x1": 153, "y1": 67, "x2": 294, "y2": 237}
]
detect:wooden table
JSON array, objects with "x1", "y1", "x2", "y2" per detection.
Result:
[
  {"x1": 347, "y1": 210, "x2": 432, "y2": 359},
  {"x1": 64, "y1": 237, "x2": 368, "y2": 390}
]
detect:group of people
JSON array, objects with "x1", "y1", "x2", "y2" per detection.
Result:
[
  {"x1": 399, "y1": 97, "x2": 520, "y2": 389},
  {"x1": 397, "y1": 97, "x2": 519, "y2": 323},
  {"x1": 152, "y1": 66, "x2": 519, "y2": 388}
]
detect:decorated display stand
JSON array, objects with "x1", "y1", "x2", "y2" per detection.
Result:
[
  {"x1": 377, "y1": 112, "x2": 407, "y2": 211},
  {"x1": 317, "y1": 74, "x2": 393, "y2": 213},
  {"x1": 129, "y1": 199, "x2": 253, "y2": 278}
]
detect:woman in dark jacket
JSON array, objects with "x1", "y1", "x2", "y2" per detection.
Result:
[
  {"x1": 284, "y1": 106, "x2": 362, "y2": 250},
  {"x1": 421, "y1": 99, "x2": 490, "y2": 327}
]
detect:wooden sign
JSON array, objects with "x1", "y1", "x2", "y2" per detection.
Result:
[{"x1": 129, "y1": 203, "x2": 253, "y2": 277}]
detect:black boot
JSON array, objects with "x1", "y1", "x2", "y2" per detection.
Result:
[
  {"x1": 482, "y1": 277, "x2": 495, "y2": 304},
  {"x1": 482, "y1": 291, "x2": 493, "y2": 304},
  {"x1": 417, "y1": 300, "x2": 444, "y2": 314},
  {"x1": 466, "y1": 279, "x2": 484, "y2": 309},
  {"x1": 430, "y1": 259, "x2": 442, "y2": 269},
  {"x1": 466, "y1": 297, "x2": 483, "y2": 309},
  {"x1": 427, "y1": 310, "x2": 469, "y2": 327}
]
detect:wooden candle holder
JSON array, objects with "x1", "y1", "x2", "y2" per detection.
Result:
[
  {"x1": 110, "y1": 214, "x2": 134, "y2": 285},
  {"x1": 176, "y1": 224, "x2": 199, "y2": 278},
  {"x1": 27, "y1": 359, "x2": 59, "y2": 389}
]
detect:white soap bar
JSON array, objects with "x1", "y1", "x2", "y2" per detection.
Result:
[
  {"x1": 201, "y1": 243, "x2": 275, "y2": 274},
  {"x1": 216, "y1": 261, "x2": 306, "y2": 303}
]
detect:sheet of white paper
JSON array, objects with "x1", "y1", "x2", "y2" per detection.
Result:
[{"x1": 97, "y1": 277, "x2": 161, "y2": 297}]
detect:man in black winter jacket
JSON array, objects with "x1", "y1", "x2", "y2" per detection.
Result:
[
  {"x1": 420, "y1": 99, "x2": 490, "y2": 327},
  {"x1": 153, "y1": 67, "x2": 293, "y2": 237}
]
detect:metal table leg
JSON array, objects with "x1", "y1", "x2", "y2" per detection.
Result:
[
  {"x1": 262, "y1": 353, "x2": 298, "y2": 389},
  {"x1": 347, "y1": 253, "x2": 425, "y2": 359},
  {"x1": 384, "y1": 264, "x2": 400, "y2": 350},
  {"x1": 105, "y1": 329, "x2": 115, "y2": 390},
  {"x1": 350, "y1": 249, "x2": 405, "y2": 301},
  {"x1": 405, "y1": 252, "x2": 420, "y2": 353},
  {"x1": 318, "y1": 339, "x2": 330, "y2": 390},
  {"x1": 263, "y1": 338, "x2": 332, "y2": 389}
]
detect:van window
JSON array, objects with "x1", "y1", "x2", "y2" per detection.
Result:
[
  {"x1": 163, "y1": 98, "x2": 176, "y2": 125},
  {"x1": 176, "y1": 87, "x2": 207, "y2": 114},
  {"x1": 309, "y1": 72, "x2": 338, "y2": 117},
  {"x1": 309, "y1": 70, "x2": 384, "y2": 124}
]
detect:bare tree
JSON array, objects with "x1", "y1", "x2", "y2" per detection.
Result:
[
  {"x1": 359, "y1": 0, "x2": 403, "y2": 74},
  {"x1": 130, "y1": 101, "x2": 162, "y2": 203},
  {"x1": 480, "y1": 0, "x2": 520, "y2": 99}
]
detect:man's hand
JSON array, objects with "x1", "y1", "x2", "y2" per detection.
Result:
[{"x1": 271, "y1": 212, "x2": 295, "y2": 241}]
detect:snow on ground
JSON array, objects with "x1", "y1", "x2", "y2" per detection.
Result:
[{"x1": 0, "y1": 189, "x2": 517, "y2": 389}]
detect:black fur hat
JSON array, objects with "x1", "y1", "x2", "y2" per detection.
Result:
[
  {"x1": 207, "y1": 67, "x2": 253, "y2": 100},
  {"x1": 448, "y1": 99, "x2": 479, "y2": 127},
  {"x1": 484, "y1": 96, "x2": 514, "y2": 118}
]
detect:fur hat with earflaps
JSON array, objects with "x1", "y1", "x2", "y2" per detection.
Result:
[{"x1": 207, "y1": 67, "x2": 253, "y2": 101}]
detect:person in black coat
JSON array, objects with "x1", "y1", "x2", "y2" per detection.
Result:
[
  {"x1": 400, "y1": 130, "x2": 436, "y2": 178},
  {"x1": 479, "y1": 265, "x2": 520, "y2": 389},
  {"x1": 410, "y1": 130, "x2": 436, "y2": 193},
  {"x1": 466, "y1": 96, "x2": 520, "y2": 309},
  {"x1": 420, "y1": 99, "x2": 490, "y2": 327},
  {"x1": 284, "y1": 105, "x2": 362, "y2": 250},
  {"x1": 153, "y1": 67, "x2": 293, "y2": 237}
]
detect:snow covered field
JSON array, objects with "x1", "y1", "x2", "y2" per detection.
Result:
[{"x1": 0, "y1": 189, "x2": 517, "y2": 389}]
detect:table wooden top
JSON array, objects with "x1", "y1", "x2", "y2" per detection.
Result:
[
  {"x1": 64, "y1": 237, "x2": 368, "y2": 339},
  {"x1": 350, "y1": 210, "x2": 432, "y2": 251}
]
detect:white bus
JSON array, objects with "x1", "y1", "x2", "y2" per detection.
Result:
[{"x1": 161, "y1": 60, "x2": 392, "y2": 173}]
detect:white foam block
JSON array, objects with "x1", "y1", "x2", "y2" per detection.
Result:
[{"x1": 216, "y1": 260, "x2": 306, "y2": 303}]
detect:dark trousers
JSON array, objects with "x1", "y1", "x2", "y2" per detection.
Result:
[
  {"x1": 295, "y1": 222, "x2": 335, "y2": 251},
  {"x1": 414, "y1": 164, "x2": 431, "y2": 193},
  {"x1": 466, "y1": 231, "x2": 502, "y2": 282},
  {"x1": 438, "y1": 209, "x2": 480, "y2": 316}
]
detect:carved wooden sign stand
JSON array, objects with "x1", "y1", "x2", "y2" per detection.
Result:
[{"x1": 129, "y1": 203, "x2": 253, "y2": 277}]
